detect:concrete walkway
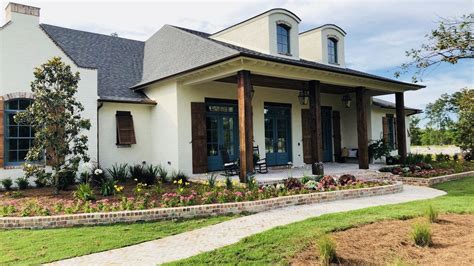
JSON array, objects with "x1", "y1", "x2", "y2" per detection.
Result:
[{"x1": 48, "y1": 185, "x2": 446, "y2": 266}]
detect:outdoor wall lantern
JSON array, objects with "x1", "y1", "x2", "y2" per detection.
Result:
[
  {"x1": 298, "y1": 88, "x2": 309, "y2": 105},
  {"x1": 342, "y1": 94, "x2": 352, "y2": 108}
]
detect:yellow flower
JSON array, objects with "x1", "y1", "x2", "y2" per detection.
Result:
[
  {"x1": 185, "y1": 182, "x2": 189, "y2": 186},
  {"x1": 173, "y1": 180, "x2": 177, "y2": 184},
  {"x1": 179, "y1": 188, "x2": 184, "y2": 192},
  {"x1": 137, "y1": 188, "x2": 141, "y2": 192},
  {"x1": 178, "y1": 179, "x2": 183, "y2": 184}
]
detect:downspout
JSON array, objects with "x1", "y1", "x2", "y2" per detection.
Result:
[{"x1": 97, "y1": 101, "x2": 103, "y2": 165}]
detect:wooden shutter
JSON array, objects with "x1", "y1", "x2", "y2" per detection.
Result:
[
  {"x1": 116, "y1": 111, "x2": 136, "y2": 145},
  {"x1": 301, "y1": 109, "x2": 312, "y2": 164},
  {"x1": 382, "y1": 116, "x2": 388, "y2": 143},
  {"x1": 332, "y1": 111, "x2": 342, "y2": 162},
  {"x1": 0, "y1": 97, "x2": 3, "y2": 168},
  {"x1": 191, "y1": 102, "x2": 207, "y2": 173}
]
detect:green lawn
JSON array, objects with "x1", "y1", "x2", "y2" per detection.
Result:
[
  {"x1": 169, "y1": 177, "x2": 474, "y2": 265},
  {"x1": 0, "y1": 215, "x2": 238, "y2": 265}
]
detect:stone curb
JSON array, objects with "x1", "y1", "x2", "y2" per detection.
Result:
[
  {"x1": 397, "y1": 171, "x2": 474, "y2": 186},
  {"x1": 0, "y1": 182, "x2": 403, "y2": 230}
]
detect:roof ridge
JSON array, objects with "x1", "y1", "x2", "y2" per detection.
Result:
[{"x1": 40, "y1": 23, "x2": 144, "y2": 43}]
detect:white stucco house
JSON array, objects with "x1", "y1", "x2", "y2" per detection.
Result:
[{"x1": 0, "y1": 3, "x2": 422, "y2": 181}]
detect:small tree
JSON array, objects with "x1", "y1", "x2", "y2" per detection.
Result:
[
  {"x1": 16, "y1": 57, "x2": 91, "y2": 194},
  {"x1": 395, "y1": 14, "x2": 473, "y2": 82},
  {"x1": 456, "y1": 88, "x2": 474, "y2": 157},
  {"x1": 409, "y1": 115, "x2": 423, "y2": 145}
]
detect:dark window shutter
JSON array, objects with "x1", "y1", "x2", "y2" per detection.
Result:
[
  {"x1": 116, "y1": 111, "x2": 136, "y2": 145},
  {"x1": 301, "y1": 109, "x2": 312, "y2": 164},
  {"x1": 332, "y1": 111, "x2": 342, "y2": 162},
  {"x1": 191, "y1": 102, "x2": 207, "y2": 173},
  {"x1": 393, "y1": 118, "x2": 397, "y2": 147},
  {"x1": 382, "y1": 116, "x2": 389, "y2": 144}
]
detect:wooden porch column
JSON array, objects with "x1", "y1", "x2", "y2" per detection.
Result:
[
  {"x1": 237, "y1": 70, "x2": 254, "y2": 183},
  {"x1": 356, "y1": 87, "x2": 369, "y2": 169},
  {"x1": 395, "y1": 92, "x2": 407, "y2": 162},
  {"x1": 308, "y1": 80, "x2": 322, "y2": 173}
]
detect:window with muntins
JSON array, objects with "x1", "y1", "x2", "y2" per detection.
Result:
[
  {"x1": 277, "y1": 24, "x2": 291, "y2": 55},
  {"x1": 4, "y1": 99, "x2": 34, "y2": 165},
  {"x1": 328, "y1": 38, "x2": 338, "y2": 64}
]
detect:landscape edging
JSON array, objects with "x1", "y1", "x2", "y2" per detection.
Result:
[
  {"x1": 0, "y1": 182, "x2": 403, "y2": 229},
  {"x1": 397, "y1": 171, "x2": 474, "y2": 186}
]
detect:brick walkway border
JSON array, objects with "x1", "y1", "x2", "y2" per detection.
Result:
[
  {"x1": 397, "y1": 171, "x2": 474, "y2": 186},
  {"x1": 0, "y1": 182, "x2": 403, "y2": 230}
]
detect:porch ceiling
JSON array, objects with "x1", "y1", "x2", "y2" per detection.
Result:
[{"x1": 215, "y1": 74, "x2": 391, "y2": 96}]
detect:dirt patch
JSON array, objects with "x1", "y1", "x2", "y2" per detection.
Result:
[{"x1": 291, "y1": 214, "x2": 474, "y2": 265}]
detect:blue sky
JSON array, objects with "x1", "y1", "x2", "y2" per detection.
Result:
[{"x1": 1, "y1": 0, "x2": 472, "y2": 119}]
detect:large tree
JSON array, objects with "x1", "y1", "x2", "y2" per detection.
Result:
[
  {"x1": 409, "y1": 115, "x2": 422, "y2": 145},
  {"x1": 395, "y1": 14, "x2": 473, "y2": 82},
  {"x1": 16, "y1": 57, "x2": 91, "y2": 194},
  {"x1": 456, "y1": 88, "x2": 474, "y2": 157}
]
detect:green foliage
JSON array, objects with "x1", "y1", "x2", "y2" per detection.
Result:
[
  {"x1": 456, "y1": 89, "x2": 474, "y2": 157},
  {"x1": 100, "y1": 178, "x2": 116, "y2": 197},
  {"x1": 225, "y1": 176, "x2": 233, "y2": 190},
  {"x1": 396, "y1": 14, "x2": 473, "y2": 82},
  {"x1": 157, "y1": 165, "x2": 169, "y2": 183},
  {"x1": 129, "y1": 164, "x2": 145, "y2": 181},
  {"x1": 33, "y1": 172, "x2": 51, "y2": 188},
  {"x1": 73, "y1": 183, "x2": 95, "y2": 201},
  {"x1": 206, "y1": 173, "x2": 217, "y2": 188},
  {"x1": 317, "y1": 234, "x2": 337, "y2": 265},
  {"x1": 368, "y1": 138, "x2": 393, "y2": 161},
  {"x1": 1, "y1": 178, "x2": 13, "y2": 191},
  {"x1": 142, "y1": 164, "x2": 159, "y2": 185},
  {"x1": 402, "y1": 153, "x2": 425, "y2": 166},
  {"x1": 57, "y1": 170, "x2": 76, "y2": 191},
  {"x1": 106, "y1": 163, "x2": 128, "y2": 182},
  {"x1": 246, "y1": 174, "x2": 257, "y2": 190},
  {"x1": 15, "y1": 177, "x2": 29, "y2": 190},
  {"x1": 409, "y1": 116, "x2": 423, "y2": 145},
  {"x1": 171, "y1": 170, "x2": 189, "y2": 183},
  {"x1": 423, "y1": 154, "x2": 433, "y2": 163},
  {"x1": 15, "y1": 57, "x2": 91, "y2": 194},
  {"x1": 435, "y1": 153, "x2": 450, "y2": 162},
  {"x1": 411, "y1": 222, "x2": 432, "y2": 247},
  {"x1": 426, "y1": 205, "x2": 438, "y2": 223}
]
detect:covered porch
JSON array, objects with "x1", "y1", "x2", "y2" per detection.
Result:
[{"x1": 180, "y1": 57, "x2": 416, "y2": 182}]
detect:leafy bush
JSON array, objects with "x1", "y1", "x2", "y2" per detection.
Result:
[
  {"x1": 368, "y1": 139, "x2": 393, "y2": 161},
  {"x1": 172, "y1": 170, "x2": 189, "y2": 183},
  {"x1": 435, "y1": 153, "x2": 450, "y2": 162},
  {"x1": 453, "y1": 154, "x2": 459, "y2": 161},
  {"x1": 319, "y1": 176, "x2": 336, "y2": 189},
  {"x1": 1, "y1": 178, "x2": 13, "y2": 191},
  {"x1": 100, "y1": 178, "x2": 116, "y2": 196},
  {"x1": 403, "y1": 153, "x2": 424, "y2": 166},
  {"x1": 73, "y1": 183, "x2": 95, "y2": 201},
  {"x1": 129, "y1": 164, "x2": 146, "y2": 181},
  {"x1": 225, "y1": 176, "x2": 233, "y2": 190},
  {"x1": 57, "y1": 170, "x2": 76, "y2": 190},
  {"x1": 107, "y1": 163, "x2": 128, "y2": 182},
  {"x1": 34, "y1": 172, "x2": 51, "y2": 188},
  {"x1": 304, "y1": 180, "x2": 318, "y2": 190},
  {"x1": 379, "y1": 166, "x2": 398, "y2": 172},
  {"x1": 78, "y1": 171, "x2": 91, "y2": 184},
  {"x1": 426, "y1": 205, "x2": 438, "y2": 223},
  {"x1": 15, "y1": 177, "x2": 29, "y2": 190},
  {"x1": 411, "y1": 222, "x2": 432, "y2": 246},
  {"x1": 206, "y1": 173, "x2": 217, "y2": 188},
  {"x1": 317, "y1": 234, "x2": 337, "y2": 265},
  {"x1": 90, "y1": 167, "x2": 107, "y2": 187},
  {"x1": 284, "y1": 177, "x2": 302, "y2": 190},
  {"x1": 423, "y1": 154, "x2": 433, "y2": 163},
  {"x1": 338, "y1": 174, "x2": 356, "y2": 186},
  {"x1": 157, "y1": 165, "x2": 169, "y2": 183},
  {"x1": 385, "y1": 155, "x2": 399, "y2": 165},
  {"x1": 246, "y1": 174, "x2": 257, "y2": 190},
  {"x1": 141, "y1": 164, "x2": 159, "y2": 185}
]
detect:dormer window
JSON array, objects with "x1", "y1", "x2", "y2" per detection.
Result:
[
  {"x1": 277, "y1": 24, "x2": 291, "y2": 55},
  {"x1": 328, "y1": 37, "x2": 338, "y2": 64}
]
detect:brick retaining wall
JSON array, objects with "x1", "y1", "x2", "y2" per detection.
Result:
[
  {"x1": 397, "y1": 171, "x2": 474, "y2": 186},
  {"x1": 0, "y1": 182, "x2": 403, "y2": 230}
]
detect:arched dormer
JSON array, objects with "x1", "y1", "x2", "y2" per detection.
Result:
[
  {"x1": 299, "y1": 24, "x2": 346, "y2": 67},
  {"x1": 210, "y1": 8, "x2": 301, "y2": 59}
]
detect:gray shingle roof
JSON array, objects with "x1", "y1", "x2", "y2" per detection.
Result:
[
  {"x1": 40, "y1": 24, "x2": 152, "y2": 103},
  {"x1": 168, "y1": 26, "x2": 424, "y2": 90}
]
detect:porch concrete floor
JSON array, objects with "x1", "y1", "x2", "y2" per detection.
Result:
[{"x1": 190, "y1": 163, "x2": 387, "y2": 184}]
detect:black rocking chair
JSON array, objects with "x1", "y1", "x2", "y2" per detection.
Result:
[
  {"x1": 253, "y1": 146, "x2": 268, "y2": 174},
  {"x1": 220, "y1": 148, "x2": 239, "y2": 176}
]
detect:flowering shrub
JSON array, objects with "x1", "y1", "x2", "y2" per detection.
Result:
[{"x1": 0, "y1": 172, "x2": 391, "y2": 217}]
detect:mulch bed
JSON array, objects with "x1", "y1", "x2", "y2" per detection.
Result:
[{"x1": 291, "y1": 214, "x2": 474, "y2": 265}]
